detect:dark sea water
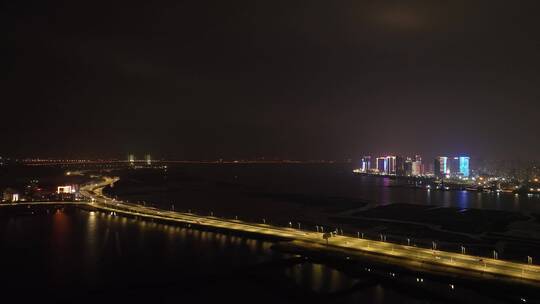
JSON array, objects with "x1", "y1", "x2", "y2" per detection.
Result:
[
  {"x1": 108, "y1": 163, "x2": 540, "y2": 217},
  {"x1": 0, "y1": 208, "x2": 447, "y2": 304},
  {"x1": 2, "y1": 164, "x2": 540, "y2": 303}
]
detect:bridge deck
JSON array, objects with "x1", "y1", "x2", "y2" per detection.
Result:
[{"x1": 75, "y1": 176, "x2": 540, "y2": 285}]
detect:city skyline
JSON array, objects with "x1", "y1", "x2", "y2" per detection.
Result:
[{"x1": 3, "y1": 1, "x2": 540, "y2": 302}]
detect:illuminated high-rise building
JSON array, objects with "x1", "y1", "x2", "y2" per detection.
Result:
[
  {"x1": 385, "y1": 156, "x2": 396, "y2": 175},
  {"x1": 361, "y1": 156, "x2": 371, "y2": 172},
  {"x1": 395, "y1": 156, "x2": 405, "y2": 176},
  {"x1": 404, "y1": 157, "x2": 413, "y2": 176},
  {"x1": 376, "y1": 157, "x2": 386, "y2": 173},
  {"x1": 433, "y1": 156, "x2": 470, "y2": 178},
  {"x1": 449, "y1": 157, "x2": 461, "y2": 176},
  {"x1": 128, "y1": 154, "x2": 135, "y2": 165},
  {"x1": 412, "y1": 160, "x2": 422, "y2": 176},
  {"x1": 459, "y1": 156, "x2": 470, "y2": 177},
  {"x1": 434, "y1": 156, "x2": 448, "y2": 178}
]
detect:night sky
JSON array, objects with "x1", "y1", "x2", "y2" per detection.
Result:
[{"x1": 4, "y1": 1, "x2": 540, "y2": 160}]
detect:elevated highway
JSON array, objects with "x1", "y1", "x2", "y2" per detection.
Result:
[{"x1": 80, "y1": 176, "x2": 540, "y2": 285}]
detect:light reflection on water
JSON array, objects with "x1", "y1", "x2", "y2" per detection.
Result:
[
  {"x1": 284, "y1": 262, "x2": 358, "y2": 294},
  {"x1": 1, "y1": 208, "x2": 526, "y2": 303},
  {"x1": 85, "y1": 211, "x2": 98, "y2": 267},
  {"x1": 352, "y1": 175, "x2": 540, "y2": 213},
  {"x1": 457, "y1": 191, "x2": 468, "y2": 209}
]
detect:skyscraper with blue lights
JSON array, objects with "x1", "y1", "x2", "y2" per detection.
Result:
[{"x1": 459, "y1": 156, "x2": 470, "y2": 177}]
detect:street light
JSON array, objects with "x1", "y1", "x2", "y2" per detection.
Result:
[{"x1": 288, "y1": 222, "x2": 292, "y2": 228}]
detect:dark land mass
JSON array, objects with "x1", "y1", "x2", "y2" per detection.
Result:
[
  {"x1": 353, "y1": 204, "x2": 528, "y2": 234},
  {"x1": 0, "y1": 165, "x2": 89, "y2": 190}
]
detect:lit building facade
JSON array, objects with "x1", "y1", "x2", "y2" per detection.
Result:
[
  {"x1": 434, "y1": 156, "x2": 470, "y2": 178},
  {"x1": 57, "y1": 186, "x2": 74, "y2": 194},
  {"x1": 2, "y1": 188, "x2": 20, "y2": 202},
  {"x1": 376, "y1": 156, "x2": 396, "y2": 175},
  {"x1": 412, "y1": 160, "x2": 422, "y2": 176},
  {"x1": 361, "y1": 156, "x2": 371, "y2": 172},
  {"x1": 449, "y1": 157, "x2": 461, "y2": 176},
  {"x1": 389, "y1": 156, "x2": 397, "y2": 174},
  {"x1": 434, "y1": 156, "x2": 448, "y2": 178},
  {"x1": 376, "y1": 157, "x2": 385, "y2": 173},
  {"x1": 459, "y1": 156, "x2": 470, "y2": 177},
  {"x1": 395, "y1": 156, "x2": 405, "y2": 176},
  {"x1": 404, "y1": 158, "x2": 413, "y2": 176}
]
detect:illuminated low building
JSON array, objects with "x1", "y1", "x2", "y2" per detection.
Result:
[
  {"x1": 57, "y1": 186, "x2": 74, "y2": 194},
  {"x1": 2, "y1": 188, "x2": 20, "y2": 202},
  {"x1": 57, "y1": 185, "x2": 78, "y2": 194}
]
